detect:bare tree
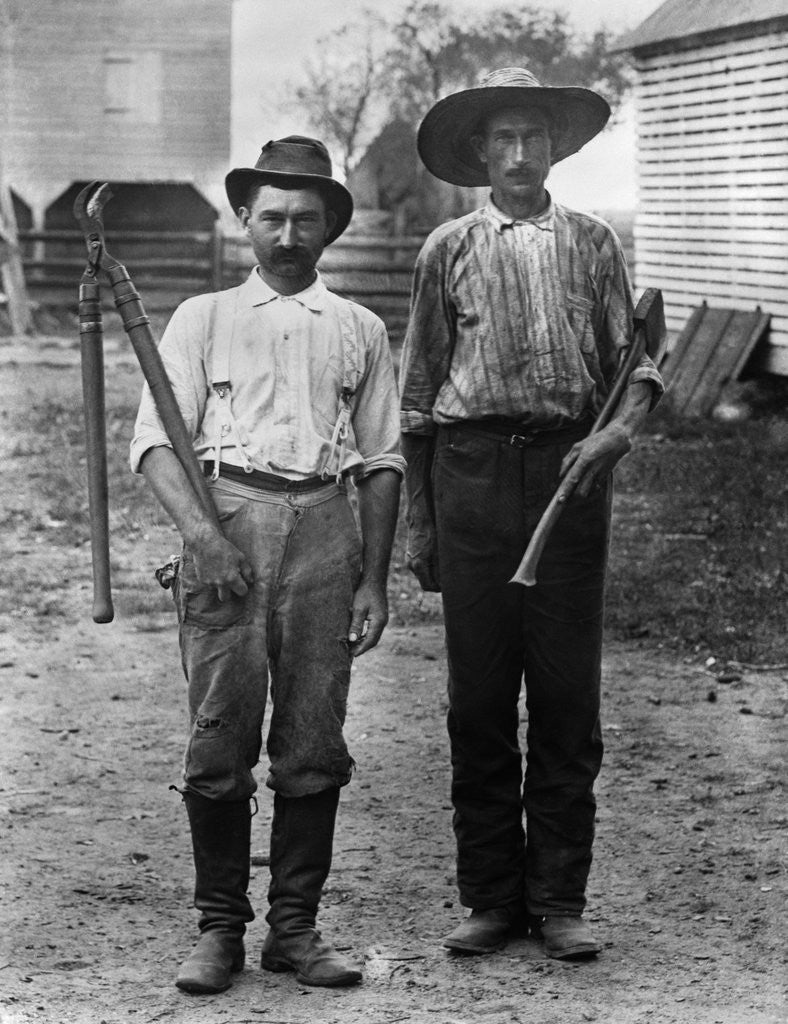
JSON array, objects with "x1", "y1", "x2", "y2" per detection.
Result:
[{"x1": 285, "y1": 12, "x2": 389, "y2": 177}]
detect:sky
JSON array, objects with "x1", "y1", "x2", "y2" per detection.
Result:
[{"x1": 231, "y1": 0, "x2": 667, "y2": 211}]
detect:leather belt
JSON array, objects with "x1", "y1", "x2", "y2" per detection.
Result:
[
  {"x1": 204, "y1": 461, "x2": 330, "y2": 492},
  {"x1": 443, "y1": 417, "x2": 592, "y2": 449}
]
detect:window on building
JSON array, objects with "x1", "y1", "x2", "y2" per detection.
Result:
[{"x1": 104, "y1": 51, "x2": 162, "y2": 124}]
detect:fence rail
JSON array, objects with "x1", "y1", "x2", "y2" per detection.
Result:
[{"x1": 16, "y1": 226, "x2": 423, "y2": 334}]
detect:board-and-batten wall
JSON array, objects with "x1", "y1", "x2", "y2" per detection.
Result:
[{"x1": 631, "y1": 27, "x2": 788, "y2": 375}]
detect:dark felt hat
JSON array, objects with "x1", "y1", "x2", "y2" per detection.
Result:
[
  {"x1": 417, "y1": 67, "x2": 611, "y2": 187},
  {"x1": 225, "y1": 136, "x2": 353, "y2": 244}
]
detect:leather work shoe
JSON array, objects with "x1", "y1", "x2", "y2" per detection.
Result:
[
  {"x1": 442, "y1": 908, "x2": 514, "y2": 954},
  {"x1": 175, "y1": 930, "x2": 245, "y2": 994},
  {"x1": 260, "y1": 928, "x2": 362, "y2": 987},
  {"x1": 532, "y1": 915, "x2": 601, "y2": 960}
]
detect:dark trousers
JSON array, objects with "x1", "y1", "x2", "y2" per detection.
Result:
[{"x1": 433, "y1": 424, "x2": 610, "y2": 917}]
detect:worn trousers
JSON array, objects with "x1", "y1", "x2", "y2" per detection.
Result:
[
  {"x1": 433, "y1": 424, "x2": 610, "y2": 917},
  {"x1": 173, "y1": 475, "x2": 362, "y2": 802}
]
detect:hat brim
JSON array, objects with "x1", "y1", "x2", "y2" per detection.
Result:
[
  {"x1": 417, "y1": 85, "x2": 611, "y2": 187},
  {"x1": 224, "y1": 168, "x2": 353, "y2": 245}
]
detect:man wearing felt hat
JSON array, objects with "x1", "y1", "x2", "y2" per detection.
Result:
[
  {"x1": 131, "y1": 135, "x2": 404, "y2": 994},
  {"x1": 400, "y1": 69, "x2": 663, "y2": 960}
]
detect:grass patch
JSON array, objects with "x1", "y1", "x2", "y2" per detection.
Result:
[{"x1": 607, "y1": 408, "x2": 788, "y2": 663}]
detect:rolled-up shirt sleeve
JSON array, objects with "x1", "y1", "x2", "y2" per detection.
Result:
[
  {"x1": 598, "y1": 229, "x2": 664, "y2": 407},
  {"x1": 351, "y1": 318, "x2": 406, "y2": 478},
  {"x1": 399, "y1": 230, "x2": 454, "y2": 436},
  {"x1": 129, "y1": 298, "x2": 209, "y2": 474}
]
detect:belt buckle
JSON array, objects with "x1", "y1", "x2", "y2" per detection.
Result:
[{"x1": 508, "y1": 432, "x2": 534, "y2": 449}]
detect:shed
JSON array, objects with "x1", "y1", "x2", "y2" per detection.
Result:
[
  {"x1": 614, "y1": 0, "x2": 788, "y2": 376},
  {"x1": 1, "y1": 0, "x2": 233, "y2": 233}
]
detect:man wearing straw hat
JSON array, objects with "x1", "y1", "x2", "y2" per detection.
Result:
[
  {"x1": 399, "y1": 69, "x2": 663, "y2": 960},
  {"x1": 132, "y1": 136, "x2": 404, "y2": 993}
]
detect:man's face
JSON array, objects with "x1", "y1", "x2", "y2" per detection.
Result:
[
  {"x1": 472, "y1": 107, "x2": 552, "y2": 214},
  {"x1": 239, "y1": 184, "x2": 336, "y2": 290}
]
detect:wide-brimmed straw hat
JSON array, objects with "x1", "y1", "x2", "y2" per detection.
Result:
[
  {"x1": 225, "y1": 136, "x2": 353, "y2": 244},
  {"x1": 417, "y1": 67, "x2": 611, "y2": 187}
]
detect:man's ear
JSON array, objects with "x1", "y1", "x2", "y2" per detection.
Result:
[
  {"x1": 324, "y1": 209, "x2": 337, "y2": 241},
  {"x1": 470, "y1": 133, "x2": 488, "y2": 165},
  {"x1": 238, "y1": 207, "x2": 251, "y2": 231}
]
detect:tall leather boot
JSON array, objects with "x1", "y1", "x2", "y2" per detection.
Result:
[
  {"x1": 175, "y1": 791, "x2": 255, "y2": 994},
  {"x1": 260, "y1": 788, "x2": 362, "y2": 987}
]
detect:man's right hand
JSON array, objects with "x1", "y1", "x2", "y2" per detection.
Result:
[{"x1": 189, "y1": 526, "x2": 254, "y2": 601}]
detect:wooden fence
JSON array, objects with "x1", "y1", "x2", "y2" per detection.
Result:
[{"x1": 17, "y1": 227, "x2": 423, "y2": 342}]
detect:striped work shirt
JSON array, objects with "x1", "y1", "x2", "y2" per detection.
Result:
[{"x1": 399, "y1": 197, "x2": 663, "y2": 434}]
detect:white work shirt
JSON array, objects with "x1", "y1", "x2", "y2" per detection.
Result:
[{"x1": 130, "y1": 269, "x2": 406, "y2": 481}]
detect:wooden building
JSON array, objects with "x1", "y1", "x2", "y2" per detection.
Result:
[
  {"x1": 614, "y1": 0, "x2": 788, "y2": 375},
  {"x1": 1, "y1": 0, "x2": 233, "y2": 235}
]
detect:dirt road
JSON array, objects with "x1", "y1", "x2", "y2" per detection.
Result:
[{"x1": 0, "y1": 350, "x2": 785, "y2": 1024}]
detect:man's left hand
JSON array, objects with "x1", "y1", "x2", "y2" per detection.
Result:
[
  {"x1": 348, "y1": 579, "x2": 389, "y2": 658},
  {"x1": 559, "y1": 421, "x2": 633, "y2": 497}
]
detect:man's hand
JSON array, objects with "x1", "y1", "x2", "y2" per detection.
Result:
[
  {"x1": 189, "y1": 525, "x2": 254, "y2": 601},
  {"x1": 559, "y1": 421, "x2": 632, "y2": 498},
  {"x1": 559, "y1": 380, "x2": 654, "y2": 498},
  {"x1": 348, "y1": 579, "x2": 388, "y2": 657},
  {"x1": 139, "y1": 447, "x2": 254, "y2": 602}
]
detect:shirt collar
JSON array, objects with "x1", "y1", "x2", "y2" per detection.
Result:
[
  {"x1": 485, "y1": 193, "x2": 555, "y2": 233},
  {"x1": 240, "y1": 267, "x2": 328, "y2": 312}
]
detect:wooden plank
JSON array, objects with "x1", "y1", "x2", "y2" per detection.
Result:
[
  {"x1": 633, "y1": 228, "x2": 786, "y2": 257},
  {"x1": 683, "y1": 310, "x2": 770, "y2": 417},
  {"x1": 638, "y1": 169, "x2": 785, "y2": 190},
  {"x1": 639, "y1": 124, "x2": 788, "y2": 154},
  {"x1": 660, "y1": 302, "x2": 707, "y2": 387},
  {"x1": 663, "y1": 307, "x2": 734, "y2": 411},
  {"x1": 638, "y1": 58, "x2": 788, "y2": 97},
  {"x1": 638, "y1": 72, "x2": 788, "y2": 111},
  {"x1": 636, "y1": 30, "x2": 788, "y2": 77},
  {"x1": 632, "y1": 276, "x2": 788, "y2": 330},
  {"x1": 661, "y1": 305, "x2": 771, "y2": 417},
  {"x1": 630, "y1": 260, "x2": 785, "y2": 288},
  {"x1": 637, "y1": 106, "x2": 788, "y2": 132},
  {"x1": 637, "y1": 197, "x2": 788, "y2": 216},
  {"x1": 638, "y1": 153, "x2": 788, "y2": 175},
  {"x1": 635, "y1": 248, "x2": 786, "y2": 275},
  {"x1": 636, "y1": 211, "x2": 788, "y2": 231}
]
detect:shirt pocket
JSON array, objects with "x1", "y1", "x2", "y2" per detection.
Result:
[{"x1": 565, "y1": 292, "x2": 596, "y2": 355}]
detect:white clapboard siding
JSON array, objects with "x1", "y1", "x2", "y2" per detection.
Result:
[{"x1": 632, "y1": 24, "x2": 788, "y2": 375}]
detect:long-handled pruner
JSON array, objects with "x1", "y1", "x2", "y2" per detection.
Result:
[{"x1": 74, "y1": 181, "x2": 221, "y2": 623}]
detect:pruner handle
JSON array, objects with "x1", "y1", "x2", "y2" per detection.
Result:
[{"x1": 78, "y1": 277, "x2": 115, "y2": 623}]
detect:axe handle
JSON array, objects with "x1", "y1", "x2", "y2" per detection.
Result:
[
  {"x1": 510, "y1": 329, "x2": 647, "y2": 587},
  {"x1": 104, "y1": 261, "x2": 221, "y2": 530},
  {"x1": 78, "y1": 279, "x2": 115, "y2": 623}
]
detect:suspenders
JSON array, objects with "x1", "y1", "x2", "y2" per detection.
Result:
[{"x1": 208, "y1": 290, "x2": 361, "y2": 484}]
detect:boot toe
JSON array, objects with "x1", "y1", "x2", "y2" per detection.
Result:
[
  {"x1": 442, "y1": 908, "x2": 513, "y2": 954},
  {"x1": 533, "y1": 915, "x2": 600, "y2": 960},
  {"x1": 175, "y1": 932, "x2": 245, "y2": 994},
  {"x1": 261, "y1": 929, "x2": 362, "y2": 987}
]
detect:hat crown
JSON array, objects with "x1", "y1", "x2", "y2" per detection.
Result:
[
  {"x1": 478, "y1": 67, "x2": 543, "y2": 90},
  {"x1": 254, "y1": 136, "x2": 334, "y2": 178}
]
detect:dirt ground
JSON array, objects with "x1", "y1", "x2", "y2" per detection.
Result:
[{"x1": 0, "y1": 344, "x2": 786, "y2": 1024}]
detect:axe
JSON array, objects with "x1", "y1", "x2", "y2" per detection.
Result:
[
  {"x1": 74, "y1": 181, "x2": 221, "y2": 623},
  {"x1": 510, "y1": 287, "x2": 665, "y2": 587}
]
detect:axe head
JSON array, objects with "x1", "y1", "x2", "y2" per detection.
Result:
[{"x1": 633, "y1": 287, "x2": 666, "y2": 366}]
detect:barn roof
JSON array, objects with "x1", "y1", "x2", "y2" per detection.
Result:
[{"x1": 613, "y1": 0, "x2": 788, "y2": 52}]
